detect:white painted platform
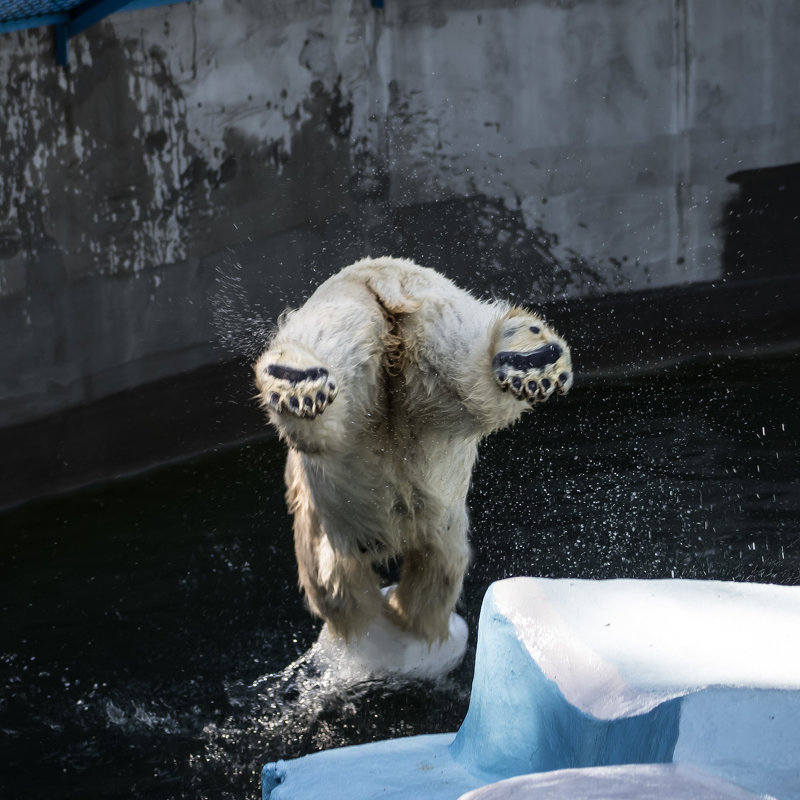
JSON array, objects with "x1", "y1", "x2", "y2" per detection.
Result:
[{"x1": 459, "y1": 764, "x2": 763, "y2": 800}]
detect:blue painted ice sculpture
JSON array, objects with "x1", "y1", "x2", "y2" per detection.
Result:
[{"x1": 262, "y1": 578, "x2": 800, "y2": 800}]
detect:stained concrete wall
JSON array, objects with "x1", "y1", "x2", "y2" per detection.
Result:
[{"x1": 1, "y1": 0, "x2": 799, "y2": 491}]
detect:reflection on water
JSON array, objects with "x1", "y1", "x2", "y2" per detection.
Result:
[{"x1": 2, "y1": 353, "x2": 799, "y2": 799}]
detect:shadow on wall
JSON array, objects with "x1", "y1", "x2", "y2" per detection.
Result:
[
  {"x1": 379, "y1": 195, "x2": 607, "y2": 302},
  {"x1": 723, "y1": 162, "x2": 800, "y2": 280}
]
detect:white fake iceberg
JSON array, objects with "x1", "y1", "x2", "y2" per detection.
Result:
[
  {"x1": 262, "y1": 578, "x2": 800, "y2": 800},
  {"x1": 452, "y1": 578, "x2": 800, "y2": 798}
]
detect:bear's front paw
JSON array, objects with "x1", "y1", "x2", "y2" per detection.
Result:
[
  {"x1": 492, "y1": 314, "x2": 573, "y2": 404},
  {"x1": 254, "y1": 344, "x2": 337, "y2": 419}
]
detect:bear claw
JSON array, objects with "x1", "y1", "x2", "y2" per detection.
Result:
[
  {"x1": 257, "y1": 356, "x2": 338, "y2": 419},
  {"x1": 493, "y1": 316, "x2": 573, "y2": 405}
]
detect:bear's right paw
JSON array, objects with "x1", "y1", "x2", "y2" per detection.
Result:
[{"x1": 254, "y1": 345, "x2": 337, "y2": 419}]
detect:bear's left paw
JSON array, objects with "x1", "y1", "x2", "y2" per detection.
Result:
[
  {"x1": 254, "y1": 344, "x2": 337, "y2": 418},
  {"x1": 492, "y1": 314, "x2": 573, "y2": 404}
]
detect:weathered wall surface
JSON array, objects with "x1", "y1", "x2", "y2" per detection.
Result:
[{"x1": 1, "y1": 0, "x2": 799, "y2": 430}]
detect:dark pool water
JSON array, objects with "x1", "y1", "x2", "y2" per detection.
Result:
[{"x1": 2, "y1": 353, "x2": 799, "y2": 799}]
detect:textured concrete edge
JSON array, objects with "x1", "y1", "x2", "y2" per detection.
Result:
[
  {"x1": 259, "y1": 733, "x2": 473, "y2": 800},
  {"x1": 261, "y1": 760, "x2": 287, "y2": 796}
]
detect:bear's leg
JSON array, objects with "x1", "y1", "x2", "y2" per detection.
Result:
[
  {"x1": 444, "y1": 307, "x2": 573, "y2": 434},
  {"x1": 297, "y1": 538, "x2": 384, "y2": 641},
  {"x1": 254, "y1": 288, "x2": 391, "y2": 453},
  {"x1": 287, "y1": 450, "x2": 383, "y2": 640},
  {"x1": 491, "y1": 310, "x2": 573, "y2": 403},
  {"x1": 386, "y1": 535, "x2": 471, "y2": 644},
  {"x1": 254, "y1": 341, "x2": 338, "y2": 419}
]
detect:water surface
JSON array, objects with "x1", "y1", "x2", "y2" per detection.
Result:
[{"x1": 2, "y1": 353, "x2": 799, "y2": 799}]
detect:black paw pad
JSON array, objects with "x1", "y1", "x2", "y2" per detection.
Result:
[
  {"x1": 492, "y1": 342, "x2": 563, "y2": 372},
  {"x1": 267, "y1": 364, "x2": 329, "y2": 385}
]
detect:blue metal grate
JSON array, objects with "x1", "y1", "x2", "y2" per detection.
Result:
[
  {"x1": 1, "y1": 0, "x2": 378, "y2": 66},
  {"x1": 0, "y1": 0, "x2": 83, "y2": 22},
  {"x1": 0, "y1": 0, "x2": 185, "y2": 63}
]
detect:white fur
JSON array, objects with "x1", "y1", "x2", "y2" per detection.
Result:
[{"x1": 254, "y1": 257, "x2": 572, "y2": 643}]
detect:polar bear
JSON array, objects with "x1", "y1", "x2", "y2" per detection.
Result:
[{"x1": 254, "y1": 257, "x2": 572, "y2": 645}]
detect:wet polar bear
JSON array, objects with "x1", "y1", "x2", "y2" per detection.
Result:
[{"x1": 255, "y1": 257, "x2": 572, "y2": 645}]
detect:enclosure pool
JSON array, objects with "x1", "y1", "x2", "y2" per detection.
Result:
[{"x1": 2, "y1": 352, "x2": 799, "y2": 799}]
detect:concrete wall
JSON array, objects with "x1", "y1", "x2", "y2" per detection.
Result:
[{"x1": 1, "y1": 0, "x2": 799, "y2": 430}]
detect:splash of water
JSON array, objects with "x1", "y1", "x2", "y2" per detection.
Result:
[
  {"x1": 193, "y1": 637, "x2": 440, "y2": 798},
  {"x1": 211, "y1": 260, "x2": 276, "y2": 361}
]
